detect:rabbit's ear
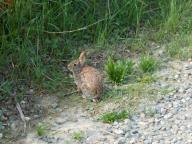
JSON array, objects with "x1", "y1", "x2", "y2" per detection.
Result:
[{"x1": 79, "y1": 52, "x2": 86, "y2": 64}]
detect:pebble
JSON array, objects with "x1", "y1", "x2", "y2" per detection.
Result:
[
  {"x1": 51, "y1": 103, "x2": 58, "y2": 109},
  {"x1": 113, "y1": 129, "x2": 124, "y2": 135},
  {"x1": 117, "y1": 137, "x2": 126, "y2": 144}
]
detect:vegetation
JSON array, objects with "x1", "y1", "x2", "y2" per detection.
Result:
[
  {"x1": 105, "y1": 57, "x2": 134, "y2": 84},
  {"x1": 1, "y1": 0, "x2": 192, "y2": 102},
  {"x1": 167, "y1": 34, "x2": 192, "y2": 60},
  {"x1": 72, "y1": 131, "x2": 84, "y2": 141},
  {"x1": 101, "y1": 110, "x2": 129, "y2": 123},
  {"x1": 36, "y1": 123, "x2": 47, "y2": 136},
  {"x1": 137, "y1": 75, "x2": 156, "y2": 84},
  {"x1": 139, "y1": 55, "x2": 158, "y2": 73}
]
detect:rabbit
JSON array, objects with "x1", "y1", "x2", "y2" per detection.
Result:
[{"x1": 67, "y1": 51, "x2": 103, "y2": 102}]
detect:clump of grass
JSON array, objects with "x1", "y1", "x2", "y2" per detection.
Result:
[
  {"x1": 36, "y1": 123, "x2": 47, "y2": 136},
  {"x1": 72, "y1": 131, "x2": 84, "y2": 141},
  {"x1": 101, "y1": 110, "x2": 129, "y2": 124},
  {"x1": 105, "y1": 57, "x2": 134, "y2": 84},
  {"x1": 139, "y1": 55, "x2": 158, "y2": 73}
]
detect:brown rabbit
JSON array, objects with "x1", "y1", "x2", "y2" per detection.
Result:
[{"x1": 67, "y1": 52, "x2": 103, "y2": 102}]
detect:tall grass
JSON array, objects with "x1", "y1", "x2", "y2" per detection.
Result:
[{"x1": 1, "y1": 0, "x2": 192, "y2": 100}]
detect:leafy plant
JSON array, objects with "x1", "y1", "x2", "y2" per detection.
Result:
[
  {"x1": 139, "y1": 55, "x2": 158, "y2": 73},
  {"x1": 101, "y1": 110, "x2": 129, "y2": 123},
  {"x1": 105, "y1": 57, "x2": 134, "y2": 84},
  {"x1": 36, "y1": 123, "x2": 47, "y2": 136},
  {"x1": 72, "y1": 131, "x2": 84, "y2": 141}
]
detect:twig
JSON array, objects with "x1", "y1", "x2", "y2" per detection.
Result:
[
  {"x1": 16, "y1": 103, "x2": 30, "y2": 134},
  {"x1": 44, "y1": 18, "x2": 106, "y2": 34},
  {"x1": 44, "y1": 74, "x2": 54, "y2": 81}
]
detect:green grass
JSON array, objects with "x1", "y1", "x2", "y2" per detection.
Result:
[
  {"x1": 137, "y1": 75, "x2": 157, "y2": 84},
  {"x1": 1, "y1": 0, "x2": 192, "y2": 102},
  {"x1": 36, "y1": 123, "x2": 47, "y2": 136},
  {"x1": 101, "y1": 110, "x2": 129, "y2": 123},
  {"x1": 105, "y1": 57, "x2": 134, "y2": 84},
  {"x1": 0, "y1": 81, "x2": 13, "y2": 101},
  {"x1": 139, "y1": 55, "x2": 158, "y2": 73},
  {"x1": 72, "y1": 131, "x2": 84, "y2": 141},
  {"x1": 166, "y1": 34, "x2": 192, "y2": 60}
]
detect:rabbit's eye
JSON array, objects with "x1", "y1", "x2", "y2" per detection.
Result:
[{"x1": 74, "y1": 63, "x2": 77, "y2": 66}]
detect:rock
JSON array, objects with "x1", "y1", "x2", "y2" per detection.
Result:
[
  {"x1": 131, "y1": 130, "x2": 138, "y2": 135},
  {"x1": 129, "y1": 137, "x2": 137, "y2": 144},
  {"x1": 178, "y1": 87, "x2": 185, "y2": 93},
  {"x1": 113, "y1": 121, "x2": 118, "y2": 126},
  {"x1": 55, "y1": 118, "x2": 67, "y2": 125},
  {"x1": 160, "y1": 108, "x2": 166, "y2": 115},
  {"x1": 34, "y1": 115, "x2": 40, "y2": 119},
  {"x1": 164, "y1": 113, "x2": 173, "y2": 119},
  {"x1": 113, "y1": 129, "x2": 124, "y2": 135},
  {"x1": 0, "y1": 133, "x2": 3, "y2": 139},
  {"x1": 55, "y1": 108, "x2": 62, "y2": 112},
  {"x1": 51, "y1": 103, "x2": 58, "y2": 109},
  {"x1": 144, "y1": 139, "x2": 152, "y2": 144},
  {"x1": 117, "y1": 137, "x2": 126, "y2": 144},
  {"x1": 26, "y1": 89, "x2": 34, "y2": 95},
  {"x1": 174, "y1": 74, "x2": 179, "y2": 80}
]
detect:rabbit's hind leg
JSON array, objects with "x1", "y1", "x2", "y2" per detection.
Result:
[{"x1": 80, "y1": 84, "x2": 90, "y2": 99}]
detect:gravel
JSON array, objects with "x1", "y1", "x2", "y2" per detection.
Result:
[{"x1": 13, "y1": 60, "x2": 192, "y2": 144}]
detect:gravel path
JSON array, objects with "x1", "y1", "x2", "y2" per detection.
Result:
[{"x1": 15, "y1": 60, "x2": 192, "y2": 144}]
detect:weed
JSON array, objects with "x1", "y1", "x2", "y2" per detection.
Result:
[
  {"x1": 105, "y1": 57, "x2": 134, "y2": 84},
  {"x1": 139, "y1": 55, "x2": 158, "y2": 73},
  {"x1": 101, "y1": 110, "x2": 129, "y2": 123},
  {"x1": 36, "y1": 123, "x2": 47, "y2": 136},
  {"x1": 72, "y1": 131, "x2": 84, "y2": 141}
]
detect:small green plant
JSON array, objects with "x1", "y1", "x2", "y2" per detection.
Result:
[
  {"x1": 105, "y1": 57, "x2": 134, "y2": 84},
  {"x1": 72, "y1": 131, "x2": 84, "y2": 141},
  {"x1": 101, "y1": 110, "x2": 129, "y2": 123},
  {"x1": 36, "y1": 123, "x2": 47, "y2": 136},
  {"x1": 139, "y1": 55, "x2": 158, "y2": 73},
  {"x1": 144, "y1": 107, "x2": 156, "y2": 117},
  {"x1": 137, "y1": 75, "x2": 156, "y2": 83}
]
